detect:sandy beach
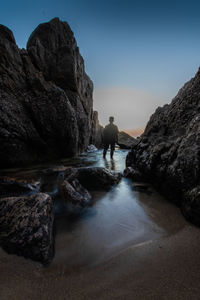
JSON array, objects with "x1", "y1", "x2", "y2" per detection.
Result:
[{"x1": 0, "y1": 221, "x2": 200, "y2": 300}]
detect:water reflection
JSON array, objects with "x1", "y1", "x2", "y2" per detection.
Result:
[
  {"x1": 103, "y1": 158, "x2": 116, "y2": 171},
  {"x1": 87, "y1": 149, "x2": 127, "y2": 172},
  {"x1": 52, "y1": 149, "x2": 186, "y2": 269},
  {"x1": 1, "y1": 149, "x2": 187, "y2": 269}
]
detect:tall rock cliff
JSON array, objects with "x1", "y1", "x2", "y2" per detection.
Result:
[
  {"x1": 126, "y1": 68, "x2": 200, "y2": 225},
  {"x1": 0, "y1": 18, "x2": 101, "y2": 168},
  {"x1": 90, "y1": 111, "x2": 103, "y2": 148}
]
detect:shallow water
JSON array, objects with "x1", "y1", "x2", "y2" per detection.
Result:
[
  {"x1": 0, "y1": 149, "x2": 186, "y2": 269},
  {"x1": 51, "y1": 149, "x2": 186, "y2": 269}
]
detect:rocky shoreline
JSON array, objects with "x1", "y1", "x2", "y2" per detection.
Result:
[
  {"x1": 126, "y1": 68, "x2": 200, "y2": 226},
  {"x1": 0, "y1": 166, "x2": 122, "y2": 263}
]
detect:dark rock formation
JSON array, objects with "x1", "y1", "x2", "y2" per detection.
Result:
[
  {"x1": 126, "y1": 68, "x2": 200, "y2": 225},
  {"x1": 124, "y1": 166, "x2": 143, "y2": 181},
  {"x1": 40, "y1": 166, "x2": 70, "y2": 197},
  {"x1": 0, "y1": 18, "x2": 102, "y2": 168},
  {"x1": 0, "y1": 193, "x2": 54, "y2": 264},
  {"x1": 181, "y1": 187, "x2": 200, "y2": 225},
  {"x1": 118, "y1": 131, "x2": 138, "y2": 149},
  {"x1": 69, "y1": 167, "x2": 122, "y2": 191},
  {"x1": 61, "y1": 179, "x2": 92, "y2": 208},
  {"x1": 90, "y1": 111, "x2": 103, "y2": 148}
]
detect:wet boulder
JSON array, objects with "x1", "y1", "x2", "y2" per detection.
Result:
[
  {"x1": 61, "y1": 179, "x2": 92, "y2": 208},
  {"x1": 123, "y1": 167, "x2": 143, "y2": 181},
  {"x1": 87, "y1": 144, "x2": 98, "y2": 152},
  {"x1": 74, "y1": 167, "x2": 122, "y2": 191},
  {"x1": 0, "y1": 193, "x2": 54, "y2": 264},
  {"x1": 40, "y1": 166, "x2": 72, "y2": 197}
]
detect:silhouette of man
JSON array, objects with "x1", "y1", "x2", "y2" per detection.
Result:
[{"x1": 103, "y1": 116, "x2": 119, "y2": 159}]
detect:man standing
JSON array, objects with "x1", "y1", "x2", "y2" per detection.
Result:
[{"x1": 103, "y1": 116, "x2": 119, "y2": 159}]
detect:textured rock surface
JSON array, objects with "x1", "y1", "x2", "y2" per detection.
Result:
[
  {"x1": 118, "y1": 131, "x2": 138, "y2": 149},
  {"x1": 0, "y1": 18, "x2": 102, "y2": 168},
  {"x1": 0, "y1": 193, "x2": 54, "y2": 263},
  {"x1": 181, "y1": 186, "x2": 200, "y2": 226},
  {"x1": 90, "y1": 111, "x2": 103, "y2": 148},
  {"x1": 123, "y1": 166, "x2": 143, "y2": 181},
  {"x1": 126, "y1": 68, "x2": 200, "y2": 225},
  {"x1": 72, "y1": 167, "x2": 122, "y2": 191},
  {"x1": 39, "y1": 166, "x2": 70, "y2": 197},
  {"x1": 61, "y1": 179, "x2": 92, "y2": 208}
]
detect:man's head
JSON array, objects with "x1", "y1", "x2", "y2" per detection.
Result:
[{"x1": 109, "y1": 116, "x2": 114, "y2": 123}]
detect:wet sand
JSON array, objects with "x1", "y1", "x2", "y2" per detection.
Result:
[{"x1": 0, "y1": 223, "x2": 200, "y2": 299}]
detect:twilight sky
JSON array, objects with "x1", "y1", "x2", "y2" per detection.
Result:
[{"x1": 1, "y1": 0, "x2": 200, "y2": 130}]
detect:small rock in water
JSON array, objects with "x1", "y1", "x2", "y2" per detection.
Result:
[
  {"x1": 60, "y1": 179, "x2": 92, "y2": 209},
  {"x1": 87, "y1": 144, "x2": 98, "y2": 152},
  {"x1": 40, "y1": 167, "x2": 71, "y2": 196},
  {"x1": 124, "y1": 167, "x2": 143, "y2": 181},
  {"x1": 75, "y1": 167, "x2": 122, "y2": 191}
]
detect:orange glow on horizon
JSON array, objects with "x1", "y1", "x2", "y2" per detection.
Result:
[{"x1": 123, "y1": 128, "x2": 144, "y2": 137}]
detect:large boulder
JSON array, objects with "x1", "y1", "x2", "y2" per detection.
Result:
[
  {"x1": 0, "y1": 193, "x2": 54, "y2": 264},
  {"x1": 0, "y1": 18, "x2": 102, "y2": 168},
  {"x1": 67, "y1": 167, "x2": 122, "y2": 191},
  {"x1": 126, "y1": 68, "x2": 200, "y2": 225}
]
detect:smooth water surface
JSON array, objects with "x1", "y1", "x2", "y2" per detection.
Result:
[
  {"x1": 51, "y1": 149, "x2": 186, "y2": 269},
  {"x1": 0, "y1": 149, "x2": 186, "y2": 269}
]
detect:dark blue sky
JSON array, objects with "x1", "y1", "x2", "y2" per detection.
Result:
[{"x1": 1, "y1": 0, "x2": 200, "y2": 129}]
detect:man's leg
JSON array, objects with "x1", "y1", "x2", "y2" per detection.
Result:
[
  {"x1": 110, "y1": 143, "x2": 115, "y2": 159},
  {"x1": 103, "y1": 144, "x2": 109, "y2": 158}
]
